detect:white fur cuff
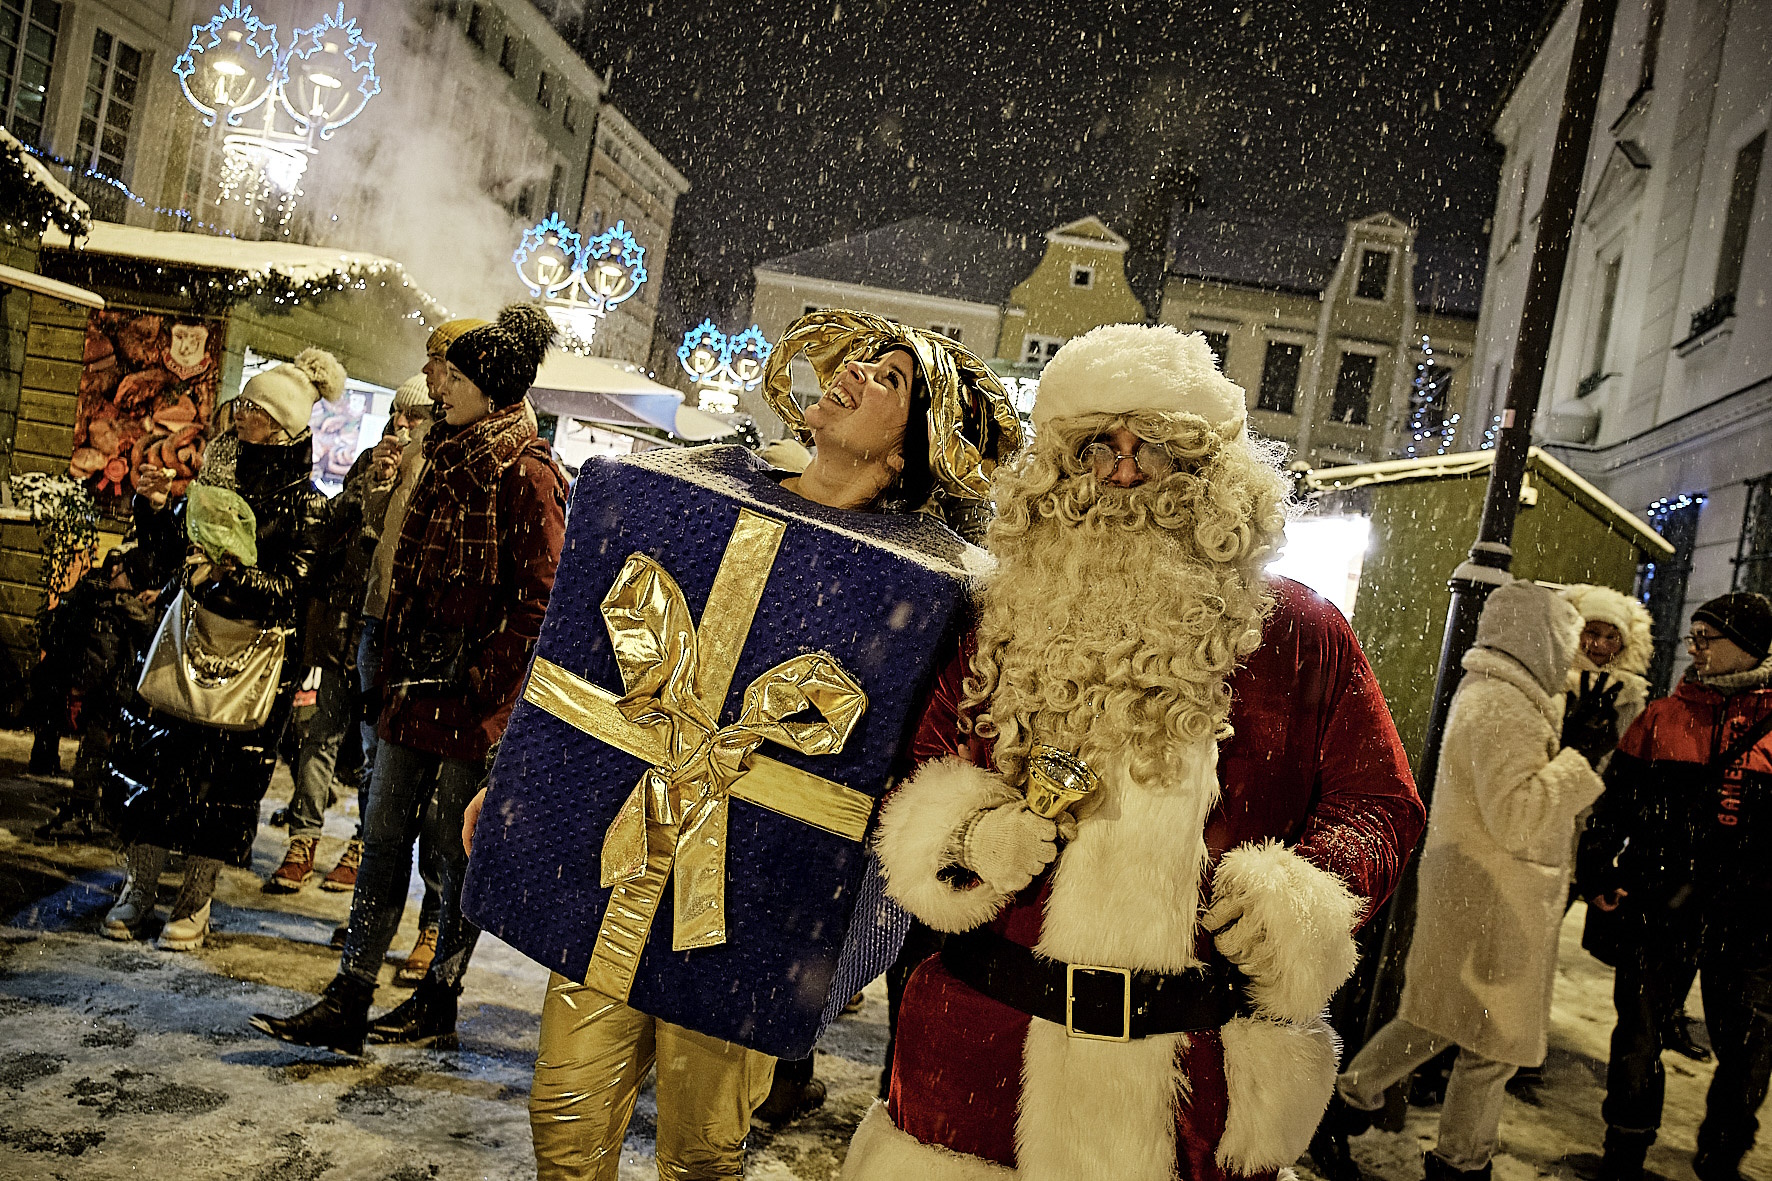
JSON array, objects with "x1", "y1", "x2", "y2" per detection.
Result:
[
  {"x1": 841, "y1": 1101, "x2": 1013, "y2": 1181},
  {"x1": 875, "y1": 758, "x2": 1021, "y2": 933},
  {"x1": 1208, "y1": 841, "x2": 1361, "y2": 1025},
  {"x1": 1216, "y1": 1017, "x2": 1341, "y2": 1173}
]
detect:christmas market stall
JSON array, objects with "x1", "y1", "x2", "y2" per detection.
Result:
[
  {"x1": 1282, "y1": 447, "x2": 1675, "y2": 768},
  {"x1": 0, "y1": 220, "x2": 442, "y2": 694}
]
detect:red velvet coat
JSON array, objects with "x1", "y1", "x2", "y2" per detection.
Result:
[{"x1": 870, "y1": 578, "x2": 1422, "y2": 1179}]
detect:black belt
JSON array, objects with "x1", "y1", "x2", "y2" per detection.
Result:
[{"x1": 941, "y1": 927, "x2": 1251, "y2": 1042}]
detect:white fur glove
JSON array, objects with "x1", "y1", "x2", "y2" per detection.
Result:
[
  {"x1": 957, "y1": 803, "x2": 1059, "y2": 895},
  {"x1": 1199, "y1": 841, "x2": 1362, "y2": 1025}
]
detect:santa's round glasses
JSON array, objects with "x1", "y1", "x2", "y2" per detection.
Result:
[{"x1": 1078, "y1": 439, "x2": 1176, "y2": 480}]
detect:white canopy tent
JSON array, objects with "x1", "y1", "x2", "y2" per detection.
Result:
[{"x1": 528, "y1": 353, "x2": 736, "y2": 443}]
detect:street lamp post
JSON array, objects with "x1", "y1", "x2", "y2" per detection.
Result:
[{"x1": 513, "y1": 214, "x2": 650, "y2": 355}]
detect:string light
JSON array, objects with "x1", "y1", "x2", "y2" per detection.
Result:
[{"x1": 1404, "y1": 334, "x2": 1457, "y2": 457}]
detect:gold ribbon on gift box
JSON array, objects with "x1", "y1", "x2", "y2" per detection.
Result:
[{"x1": 521, "y1": 507, "x2": 875, "y2": 999}]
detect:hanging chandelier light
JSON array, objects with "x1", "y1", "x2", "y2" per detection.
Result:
[
  {"x1": 678, "y1": 321, "x2": 771, "y2": 414},
  {"x1": 513, "y1": 214, "x2": 650, "y2": 354}
]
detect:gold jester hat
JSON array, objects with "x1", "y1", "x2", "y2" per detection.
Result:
[{"x1": 761, "y1": 310, "x2": 1024, "y2": 506}]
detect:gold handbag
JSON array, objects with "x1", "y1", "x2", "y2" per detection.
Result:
[{"x1": 136, "y1": 589, "x2": 289, "y2": 732}]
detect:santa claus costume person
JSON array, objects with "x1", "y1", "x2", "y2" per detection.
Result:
[{"x1": 846, "y1": 325, "x2": 1425, "y2": 1180}]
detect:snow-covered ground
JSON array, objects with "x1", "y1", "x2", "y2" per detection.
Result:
[{"x1": 0, "y1": 731, "x2": 1766, "y2": 1179}]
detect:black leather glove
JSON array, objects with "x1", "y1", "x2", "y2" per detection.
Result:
[{"x1": 1562, "y1": 671, "x2": 1623, "y2": 764}]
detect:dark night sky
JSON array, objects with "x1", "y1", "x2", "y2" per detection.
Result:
[{"x1": 570, "y1": 0, "x2": 1564, "y2": 333}]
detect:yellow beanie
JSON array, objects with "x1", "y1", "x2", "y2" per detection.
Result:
[{"x1": 427, "y1": 318, "x2": 491, "y2": 358}]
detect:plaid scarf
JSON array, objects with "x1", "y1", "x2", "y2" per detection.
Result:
[{"x1": 391, "y1": 402, "x2": 536, "y2": 598}]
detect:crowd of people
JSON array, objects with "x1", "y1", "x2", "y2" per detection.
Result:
[{"x1": 15, "y1": 311, "x2": 1771, "y2": 1180}]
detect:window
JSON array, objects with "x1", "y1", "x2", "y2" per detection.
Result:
[
  {"x1": 802, "y1": 304, "x2": 821, "y2": 315},
  {"x1": 1199, "y1": 330, "x2": 1229, "y2": 370},
  {"x1": 1354, "y1": 249, "x2": 1391, "y2": 300},
  {"x1": 1639, "y1": 0, "x2": 1667, "y2": 90},
  {"x1": 0, "y1": 0, "x2": 60, "y2": 148},
  {"x1": 537, "y1": 71, "x2": 553, "y2": 111},
  {"x1": 1715, "y1": 132, "x2": 1765, "y2": 303},
  {"x1": 1329, "y1": 351, "x2": 1379, "y2": 425},
  {"x1": 1644, "y1": 493, "x2": 1705, "y2": 694},
  {"x1": 545, "y1": 163, "x2": 563, "y2": 215},
  {"x1": 1587, "y1": 254, "x2": 1622, "y2": 380},
  {"x1": 466, "y1": 3, "x2": 488, "y2": 48},
  {"x1": 1070, "y1": 264, "x2": 1095, "y2": 289},
  {"x1": 76, "y1": 29, "x2": 140, "y2": 179},
  {"x1": 1737, "y1": 475, "x2": 1772, "y2": 595},
  {"x1": 590, "y1": 206, "x2": 604, "y2": 231},
  {"x1": 1256, "y1": 342, "x2": 1303, "y2": 414},
  {"x1": 563, "y1": 95, "x2": 578, "y2": 133},
  {"x1": 516, "y1": 182, "x2": 535, "y2": 219},
  {"x1": 1513, "y1": 157, "x2": 1534, "y2": 241},
  {"x1": 1023, "y1": 335, "x2": 1065, "y2": 366},
  {"x1": 499, "y1": 35, "x2": 517, "y2": 76}
]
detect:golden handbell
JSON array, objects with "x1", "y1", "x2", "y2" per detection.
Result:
[{"x1": 1024, "y1": 745, "x2": 1101, "y2": 820}]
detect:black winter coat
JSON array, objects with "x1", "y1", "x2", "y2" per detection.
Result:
[
  {"x1": 109, "y1": 435, "x2": 326, "y2": 864},
  {"x1": 1576, "y1": 669, "x2": 1772, "y2": 967}
]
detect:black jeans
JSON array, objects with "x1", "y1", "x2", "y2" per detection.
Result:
[{"x1": 1606, "y1": 944, "x2": 1772, "y2": 1160}]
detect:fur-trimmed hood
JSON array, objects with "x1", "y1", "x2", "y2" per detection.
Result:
[{"x1": 1561, "y1": 583, "x2": 1655, "y2": 675}]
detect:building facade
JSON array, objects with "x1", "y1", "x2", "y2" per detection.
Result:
[
  {"x1": 1159, "y1": 212, "x2": 1480, "y2": 467},
  {"x1": 1474, "y1": 0, "x2": 1771, "y2": 688},
  {"x1": 747, "y1": 215, "x2": 1143, "y2": 436},
  {"x1": 0, "y1": 0, "x2": 684, "y2": 356}
]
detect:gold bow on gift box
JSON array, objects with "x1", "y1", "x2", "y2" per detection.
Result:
[{"x1": 522, "y1": 508, "x2": 875, "y2": 999}]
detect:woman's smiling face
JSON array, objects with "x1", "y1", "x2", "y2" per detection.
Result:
[{"x1": 801, "y1": 347, "x2": 915, "y2": 462}]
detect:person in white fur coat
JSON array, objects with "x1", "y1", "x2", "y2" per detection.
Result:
[
  {"x1": 1337, "y1": 580, "x2": 1611, "y2": 1180},
  {"x1": 843, "y1": 324, "x2": 1424, "y2": 1181}
]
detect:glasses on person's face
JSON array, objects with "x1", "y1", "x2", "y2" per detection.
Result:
[
  {"x1": 1685, "y1": 630, "x2": 1721, "y2": 649},
  {"x1": 1077, "y1": 437, "x2": 1176, "y2": 480}
]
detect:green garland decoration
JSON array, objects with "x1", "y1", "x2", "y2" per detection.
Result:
[{"x1": 0, "y1": 139, "x2": 90, "y2": 239}]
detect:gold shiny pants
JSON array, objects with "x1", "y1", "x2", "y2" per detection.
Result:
[{"x1": 530, "y1": 972, "x2": 776, "y2": 1181}]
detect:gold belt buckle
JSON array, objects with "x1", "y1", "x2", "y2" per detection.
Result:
[{"x1": 1065, "y1": 962, "x2": 1132, "y2": 1042}]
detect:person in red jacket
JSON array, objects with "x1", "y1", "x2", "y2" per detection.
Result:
[
  {"x1": 252, "y1": 303, "x2": 568, "y2": 1054},
  {"x1": 846, "y1": 324, "x2": 1423, "y2": 1181},
  {"x1": 1578, "y1": 592, "x2": 1772, "y2": 1181}
]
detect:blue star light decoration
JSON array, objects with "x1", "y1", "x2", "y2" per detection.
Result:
[
  {"x1": 513, "y1": 216, "x2": 650, "y2": 353},
  {"x1": 280, "y1": 3, "x2": 381, "y2": 141},
  {"x1": 679, "y1": 320, "x2": 772, "y2": 413},
  {"x1": 174, "y1": 1, "x2": 281, "y2": 126}
]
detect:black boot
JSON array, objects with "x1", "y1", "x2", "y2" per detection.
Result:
[
  {"x1": 1308, "y1": 1124, "x2": 1361, "y2": 1181},
  {"x1": 1662, "y1": 1014, "x2": 1712, "y2": 1062},
  {"x1": 1424, "y1": 1153, "x2": 1492, "y2": 1181},
  {"x1": 1598, "y1": 1127, "x2": 1653, "y2": 1181},
  {"x1": 1692, "y1": 1151, "x2": 1746, "y2": 1181},
  {"x1": 366, "y1": 975, "x2": 459, "y2": 1048},
  {"x1": 756, "y1": 1054, "x2": 826, "y2": 1126},
  {"x1": 249, "y1": 973, "x2": 374, "y2": 1056}
]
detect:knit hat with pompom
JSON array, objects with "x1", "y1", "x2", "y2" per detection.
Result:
[
  {"x1": 445, "y1": 303, "x2": 557, "y2": 407},
  {"x1": 240, "y1": 346, "x2": 346, "y2": 437}
]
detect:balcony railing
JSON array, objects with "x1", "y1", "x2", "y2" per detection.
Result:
[{"x1": 1689, "y1": 292, "x2": 1737, "y2": 340}]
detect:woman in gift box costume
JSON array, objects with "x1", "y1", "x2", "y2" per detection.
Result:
[
  {"x1": 846, "y1": 325, "x2": 1424, "y2": 1181},
  {"x1": 473, "y1": 309, "x2": 1021, "y2": 1180}
]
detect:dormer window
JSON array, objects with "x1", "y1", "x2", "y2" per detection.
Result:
[
  {"x1": 1355, "y1": 249, "x2": 1392, "y2": 300},
  {"x1": 1070, "y1": 264, "x2": 1095, "y2": 289}
]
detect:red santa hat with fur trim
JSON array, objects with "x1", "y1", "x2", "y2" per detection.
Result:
[
  {"x1": 1031, "y1": 323, "x2": 1246, "y2": 431},
  {"x1": 240, "y1": 347, "x2": 346, "y2": 437}
]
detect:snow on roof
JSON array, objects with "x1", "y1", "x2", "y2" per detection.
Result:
[
  {"x1": 1304, "y1": 446, "x2": 1674, "y2": 555},
  {"x1": 756, "y1": 217, "x2": 1039, "y2": 307},
  {"x1": 39, "y1": 221, "x2": 449, "y2": 320},
  {"x1": 1, "y1": 127, "x2": 89, "y2": 233}
]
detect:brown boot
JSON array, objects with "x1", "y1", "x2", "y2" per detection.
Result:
[
  {"x1": 319, "y1": 839, "x2": 362, "y2": 892},
  {"x1": 263, "y1": 836, "x2": 319, "y2": 894},
  {"x1": 394, "y1": 926, "x2": 439, "y2": 987}
]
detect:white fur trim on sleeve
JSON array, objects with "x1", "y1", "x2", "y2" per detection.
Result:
[
  {"x1": 1215, "y1": 1017, "x2": 1341, "y2": 1173},
  {"x1": 841, "y1": 1100, "x2": 1013, "y2": 1181},
  {"x1": 1209, "y1": 841, "x2": 1362, "y2": 1025},
  {"x1": 874, "y1": 757, "x2": 1021, "y2": 933}
]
